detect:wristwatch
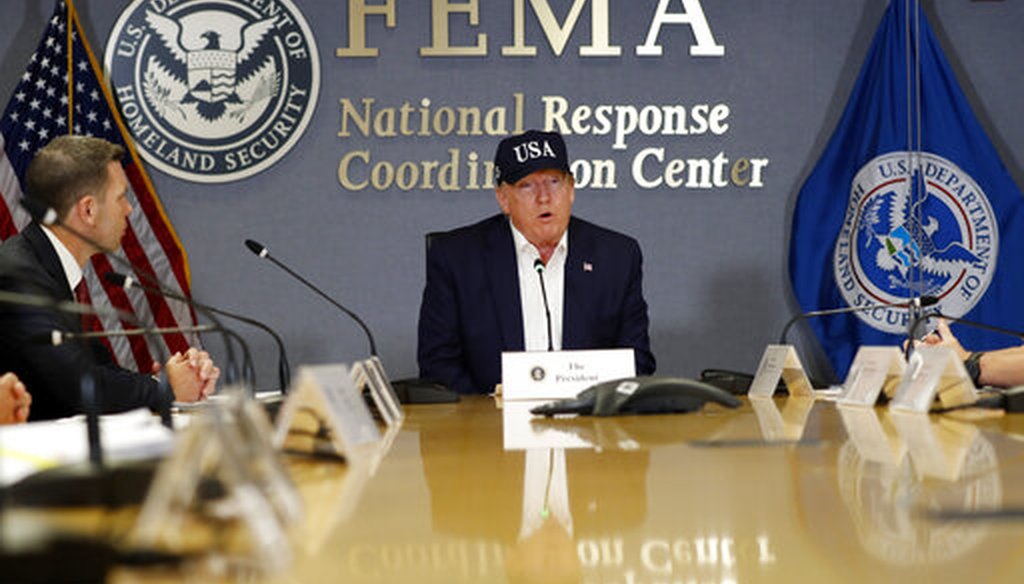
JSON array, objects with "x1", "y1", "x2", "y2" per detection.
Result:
[{"x1": 964, "y1": 351, "x2": 984, "y2": 386}]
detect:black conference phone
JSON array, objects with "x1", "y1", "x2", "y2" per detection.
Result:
[{"x1": 531, "y1": 376, "x2": 742, "y2": 417}]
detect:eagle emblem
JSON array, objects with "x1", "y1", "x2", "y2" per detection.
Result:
[
  {"x1": 104, "y1": 0, "x2": 319, "y2": 182},
  {"x1": 144, "y1": 10, "x2": 279, "y2": 123},
  {"x1": 859, "y1": 176, "x2": 985, "y2": 296},
  {"x1": 833, "y1": 152, "x2": 997, "y2": 334}
]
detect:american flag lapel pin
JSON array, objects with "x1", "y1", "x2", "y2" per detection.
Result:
[{"x1": 583, "y1": 261, "x2": 593, "y2": 272}]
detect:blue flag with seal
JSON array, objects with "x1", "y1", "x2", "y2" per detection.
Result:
[{"x1": 789, "y1": 0, "x2": 1024, "y2": 379}]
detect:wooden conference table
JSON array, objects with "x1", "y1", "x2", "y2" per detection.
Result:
[{"x1": 47, "y1": 395, "x2": 1024, "y2": 582}]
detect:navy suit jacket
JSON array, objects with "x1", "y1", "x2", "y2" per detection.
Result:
[
  {"x1": 0, "y1": 223, "x2": 172, "y2": 420},
  {"x1": 417, "y1": 214, "x2": 655, "y2": 393}
]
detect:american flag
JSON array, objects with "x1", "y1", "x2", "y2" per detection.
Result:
[{"x1": 0, "y1": 0, "x2": 197, "y2": 372}]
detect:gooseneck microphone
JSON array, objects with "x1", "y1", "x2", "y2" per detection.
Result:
[
  {"x1": 908, "y1": 311, "x2": 1024, "y2": 344},
  {"x1": 779, "y1": 295, "x2": 939, "y2": 344},
  {"x1": 105, "y1": 272, "x2": 288, "y2": 393},
  {"x1": 245, "y1": 239, "x2": 378, "y2": 357},
  {"x1": 0, "y1": 289, "x2": 138, "y2": 324},
  {"x1": 35, "y1": 324, "x2": 217, "y2": 346},
  {"x1": 533, "y1": 258, "x2": 554, "y2": 352},
  {"x1": 102, "y1": 272, "x2": 253, "y2": 388}
]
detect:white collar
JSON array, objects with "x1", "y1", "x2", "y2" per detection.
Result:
[{"x1": 40, "y1": 224, "x2": 84, "y2": 292}]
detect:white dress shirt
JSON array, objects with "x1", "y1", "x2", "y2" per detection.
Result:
[
  {"x1": 40, "y1": 224, "x2": 82, "y2": 293},
  {"x1": 510, "y1": 221, "x2": 568, "y2": 351}
]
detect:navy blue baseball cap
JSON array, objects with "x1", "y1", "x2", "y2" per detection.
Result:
[{"x1": 494, "y1": 130, "x2": 571, "y2": 185}]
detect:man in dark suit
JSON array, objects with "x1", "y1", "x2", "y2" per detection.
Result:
[
  {"x1": 418, "y1": 130, "x2": 655, "y2": 393},
  {"x1": 0, "y1": 135, "x2": 218, "y2": 421}
]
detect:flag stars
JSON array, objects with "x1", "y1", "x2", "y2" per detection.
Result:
[
  {"x1": 21, "y1": 71, "x2": 31, "y2": 82},
  {"x1": 14, "y1": 91, "x2": 25, "y2": 102},
  {"x1": 89, "y1": 89, "x2": 99, "y2": 101},
  {"x1": 56, "y1": 115, "x2": 66, "y2": 128},
  {"x1": 29, "y1": 98, "x2": 40, "y2": 110},
  {"x1": 18, "y1": 140, "x2": 31, "y2": 152},
  {"x1": 86, "y1": 110, "x2": 98, "y2": 123},
  {"x1": 42, "y1": 107, "x2": 52, "y2": 119},
  {"x1": 45, "y1": 36, "x2": 55, "y2": 48},
  {"x1": 40, "y1": 56, "x2": 50, "y2": 68},
  {"x1": 77, "y1": 60, "x2": 88, "y2": 72},
  {"x1": 24, "y1": 119, "x2": 36, "y2": 131},
  {"x1": 75, "y1": 81, "x2": 84, "y2": 93},
  {"x1": 45, "y1": 86, "x2": 55, "y2": 98},
  {"x1": 73, "y1": 123, "x2": 82, "y2": 134},
  {"x1": 34, "y1": 78, "x2": 46, "y2": 90},
  {"x1": 37, "y1": 128, "x2": 49, "y2": 140},
  {"x1": 102, "y1": 119, "x2": 111, "y2": 131}
]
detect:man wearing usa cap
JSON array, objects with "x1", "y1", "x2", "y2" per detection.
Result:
[{"x1": 417, "y1": 130, "x2": 656, "y2": 394}]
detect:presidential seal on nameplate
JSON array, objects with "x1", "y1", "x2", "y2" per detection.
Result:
[
  {"x1": 748, "y1": 344, "x2": 814, "y2": 397},
  {"x1": 501, "y1": 348, "x2": 635, "y2": 401},
  {"x1": 838, "y1": 346, "x2": 906, "y2": 407},
  {"x1": 889, "y1": 347, "x2": 977, "y2": 413}
]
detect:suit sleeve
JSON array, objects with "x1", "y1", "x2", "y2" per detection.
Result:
[
  {"x1": 618, "y1": 240, "x2": 657, "y2": 375},
  {"x1": 417, "y1": 239, "x2": 477, "y2": 393},
  {"x1": 0, "y1": 274, "x2": 172, "y2": 419}
]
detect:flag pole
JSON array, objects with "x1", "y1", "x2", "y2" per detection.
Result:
[{"x1": 66, "y1": 0, "x2": 74, "y2": 134}]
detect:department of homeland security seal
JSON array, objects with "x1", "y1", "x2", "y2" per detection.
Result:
[
  {"x1": 833, "y1": 152, "x2": 998, "y2": 334},
  {"x1": 104, "y1": 0, "x2": 319, "y2": 183}
]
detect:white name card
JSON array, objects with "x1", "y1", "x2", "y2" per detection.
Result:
[
  {"x1": 350, "y1": 357, "x2": 404, "y2": 428},
  {"x1": 501, "y1": 348, "x2": 635, "y2": 400},
  {"x1": 889, "y1": 347, "x2": 977, "y2": 414},
  {"x1": 748, "y1": 344, "x2": 813, "y2": 397},
  {"x1": 838, "y1": 346, "x2": 906, "y2": 407},
  {"x1": 273, "y1": 364, "x2": 381, "y2": 460}
]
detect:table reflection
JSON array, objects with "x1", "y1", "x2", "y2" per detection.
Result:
[{"x1": 837, "y1": 407, "x2": 1001, "y2": 565}]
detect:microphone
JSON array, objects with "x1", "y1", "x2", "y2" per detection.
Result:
[
  {"x1": 0, "y1": 288, "x2": 138, "y2": 324},
  {"x1": 105, "y1": 272, "x2": 289, "y2": 393},
  {"x1": 533, "y1": 258, "x2": 554, "y2": 351},
  {"x1": 34, "y1": 324, "x2": 217, "y2": 346},
  {"x1": 908, "y1": 311, "x2": 1024, "y2": 344},
  {"x1": 779, "y1": 295, "x2": 939, "y2": 344},
  {"x1": 245, "y1": 239, "x2": 377, "y2": 357},
  {"x1": 102, "y1": 273, "x2": 253, "y2": 388}
]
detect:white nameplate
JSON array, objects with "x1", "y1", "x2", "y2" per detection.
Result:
[
  {"x1": 350, "y1": 357, "x2": 404, "y2": 428},
  {"x1": 748, "y1": 344, "x2": 813, "y2": 397},
  {"x1": 273, "y1": 364, "x2": 381, "y2": 460},
  {"x1": 132, "y1": 404, "x2": 291, "y2": 573},
  {"x1": 889, "y1": 347, "x2": 977, "y2": 414},
  {"x1": 501, "y1": 348, "x2": 635, "y2": 400},
  {"x1": 838, "y1": 346, "x2": 906, "y2": 407}
]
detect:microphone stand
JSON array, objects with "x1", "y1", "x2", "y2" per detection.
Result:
[
  {"x1": 780, "y1": 296, "x2": 939, "y2": 344},
  {"x1": 105, "y1": 273, "x2": 288, "y2": 393},
  {"x1": 533, "y1": 259, "x2": 554, "y2": 351},
  {"x1": 245, "y1": 239, "x2": 377, "y2": 357}
]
